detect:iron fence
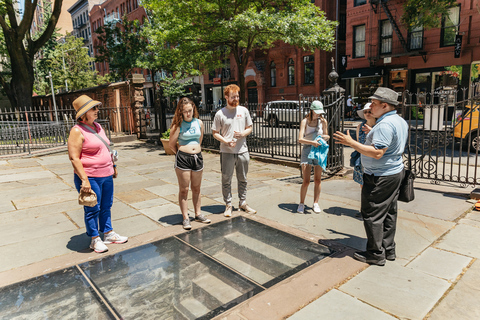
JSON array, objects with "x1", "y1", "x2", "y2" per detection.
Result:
[
  {"x1": 400, "y1": 84, "x2": 480, "y2": 186},
  {"x1": 0, "y1": 105, "x2": 134, "y2": 156}
]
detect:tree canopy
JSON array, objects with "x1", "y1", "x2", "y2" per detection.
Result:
[
  {"x1": 34, "y1": 34, "x2": 108, "y2": 94},
  {"x1": 95, "y1": 16, "x2": 147, "y2": 81},
  {"x1": 0, "y1": 0, "x2": 63, "y2": 108},
  {"x1": 142, "y1": 0, "x2": 337, "y2": 103},
  {"x1": 402, "y1": 0, "x2": 457, "y2": 29}
]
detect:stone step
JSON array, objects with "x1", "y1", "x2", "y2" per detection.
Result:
[
  {"x1": 178, "y1": 297, "x2": 210, "y2": 319},
  {"x1": 214, "y1": 251, "x2": 273, "y2": 284},
  {"x1": 192, "y1": 273, "x2": 243, "y2": 306},
  {"x1": 224, "y1": 232, "x2": 304, "y2": 272}
]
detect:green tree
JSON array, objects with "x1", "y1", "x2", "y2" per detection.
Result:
[
  {"x1": 402, "y1": 0, "x2": 457, "y2": 29},
  {"x1": 34, "y1": 34, "x2": 109, "y2": 94},
  {"x1": 0, "y1": 0, "x2": 63, "y2": 109},
  {"x1": 95, "y1": 15, "x2": 147, "y2": 81},
  {"x1": 142, "y1": 0, "x2": 337, "y2": 103}
]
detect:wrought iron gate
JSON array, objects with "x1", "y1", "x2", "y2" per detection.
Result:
[{"x1": 401, "y1": 85, "x2": 480, "y2": 187}]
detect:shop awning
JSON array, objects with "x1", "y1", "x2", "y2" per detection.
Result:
[{"x1": 341, "y1": 67, "x2": 384, "y2": 80}]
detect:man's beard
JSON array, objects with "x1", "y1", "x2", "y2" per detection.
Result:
[{"x1": 229, "y1": 100, "x2": 239, "y2": 107}]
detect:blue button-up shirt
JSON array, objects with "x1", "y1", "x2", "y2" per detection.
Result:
[{"x1": 361, "y1": 110, "x2": 408, "y2": 176}]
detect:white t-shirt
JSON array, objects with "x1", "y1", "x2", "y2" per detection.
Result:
[{"x1": 212, "y1": 106, "x2": 253, "y2": 154}]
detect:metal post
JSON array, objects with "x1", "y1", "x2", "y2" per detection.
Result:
[
  {"x1": 62, "y1": 53, "x2": 68, "y2": 91},
  {"x1": 46, "y1": 71, "x2": 59, "y2": 123}
]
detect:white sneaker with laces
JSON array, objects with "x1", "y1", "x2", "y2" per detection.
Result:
[
  {"x1": 224, "y1": 205, "x2": 233, "y2": 217},
  {"x1": 103, "y1": 231, "x2": 128, "y2": 244},
  {"x1": 313, "y1": 203, "x2": 322, "y2": 213},
  {"x1": 297, "y1": 203, "x2": 305, "y2": 213},
  {"x1": 90, "y1": 237, "x2": 108, "y2": 253}
]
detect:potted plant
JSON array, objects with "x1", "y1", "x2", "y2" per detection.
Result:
[{"x1": 160, "y1": 129, "x2": 175, "y2": 155}]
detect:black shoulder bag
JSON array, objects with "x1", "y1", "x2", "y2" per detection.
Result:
[{"x1": 398, "y1": 145, "x2": 415, "y2": 203}]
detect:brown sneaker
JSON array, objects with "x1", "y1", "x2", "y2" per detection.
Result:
[
  {"x1": 224, "y1": 205, "x2": 233, "y2": 217},
  {"x1": 239, "y1": 203, "x2": 256, "y2": 214}
]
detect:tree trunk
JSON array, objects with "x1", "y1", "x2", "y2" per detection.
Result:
[{"x1": 5, "y1": 39, "x2": 35, "y2": 109}]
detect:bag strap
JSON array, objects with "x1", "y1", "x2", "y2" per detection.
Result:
[
  {"x1": 406, "y1": 142, "x2": 412, "y2": 172},
  {"x1": 79, "y1": 123, "x2": 112, "y2": 153}
]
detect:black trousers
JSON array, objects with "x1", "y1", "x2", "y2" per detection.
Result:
[{"x1": 361, "y1": 171, "x2": 404, "y2": 259}]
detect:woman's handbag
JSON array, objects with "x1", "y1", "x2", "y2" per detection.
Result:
[
  {"x1": 350, "y1": 150, "x2": 361, "y2": 167},
  {"x1": 398, "y1": 146, "x2": 415, "y2": 203},
  {"x1": 79, "y1": 123, "x2": 118, "y2": 162},
  {"x1": 78, "y1": 190, "x2": 97, "y2": 207}
]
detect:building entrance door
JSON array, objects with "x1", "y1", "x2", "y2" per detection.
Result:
[{"x1": 247, "y1": 81, "x2": 258, "y2": 105}]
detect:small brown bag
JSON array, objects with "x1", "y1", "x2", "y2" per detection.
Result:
[{"x1": 78, "y1": 190, "x2": 97, "y2": 207}]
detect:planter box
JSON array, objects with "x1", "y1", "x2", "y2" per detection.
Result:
[{"x1": 160, "y1": 138, "x2": 175, "y2": 155}]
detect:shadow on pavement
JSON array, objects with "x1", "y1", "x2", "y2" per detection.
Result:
[
  {"x1": 67, "y1": 233, "x2": 91, "y2": 253},
  {"x1": 323, "y1": 206, "x2": 363, "y2": 220}
]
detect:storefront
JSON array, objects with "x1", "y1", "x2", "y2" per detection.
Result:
[{"x1": 341, "y1": 67, "x2": 384, "y2": 106}]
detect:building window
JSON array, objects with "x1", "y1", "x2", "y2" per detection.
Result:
[
  {"x1": 408, "y1": 24, "x2": 423, "y2": 50},
  {"x1": 441, "y1": 6, "x2": 460, "y2": 47},
  {"x1": 303, "y1": 55, "x2": 314, "y2": 85},
  {"x1": 353, "y1": 25, "x2": 365, "y2": 58},
  {"x1": 354, "y1": 0, "x2": 366, "y2": 6},
  {"x1": 380, "y1": 20, "x2": 392, "y2": 54},
  {"x1": 270, "y1": 61, "x2": 276, "y2": 87},
  {"x1": 288, "y1": 58, "x2": 295, "y2": 85}
]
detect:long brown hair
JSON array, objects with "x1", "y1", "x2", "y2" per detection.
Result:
[{"x1": 170, "y1": 97, "x2": 199, "y2": 128}]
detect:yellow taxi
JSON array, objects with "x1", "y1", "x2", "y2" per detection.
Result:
[{"x1": 454, "y1": 103, "x2": 480, "y2": 151}]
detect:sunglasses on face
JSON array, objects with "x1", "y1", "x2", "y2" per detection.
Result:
[{"x1": 364, "y1": 111, "x2": 372, "y2": 114}]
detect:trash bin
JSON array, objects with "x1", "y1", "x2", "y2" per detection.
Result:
[{"x1": 424, "y1": 105, "x2": 445, "y2": 131}]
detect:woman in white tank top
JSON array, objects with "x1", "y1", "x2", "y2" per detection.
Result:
[{"x1": 297, "y1": 101, "x2": 329, "y2": 214}]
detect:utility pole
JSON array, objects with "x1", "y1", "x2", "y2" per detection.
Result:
[{"x1": 46, "y1": 71, "x2": 59, "y2": 123}]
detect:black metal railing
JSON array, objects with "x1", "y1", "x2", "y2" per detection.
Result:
[{"x1": 400, "y1": 84, "x2": 480, "y2": 186}]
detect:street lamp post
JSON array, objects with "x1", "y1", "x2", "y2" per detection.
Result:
[{"x1": 46, "y1": 71, "x2": 59, "y2": 123}]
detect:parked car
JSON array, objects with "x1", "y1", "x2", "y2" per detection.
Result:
[
  {"x1": 453, "y1": 102, "x2": 480, "y2": 151},
  {"x1": 263, "y1": 100, "x2": 311, "y2": 127}
]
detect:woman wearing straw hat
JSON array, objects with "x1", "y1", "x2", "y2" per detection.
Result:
[
  {"x1": 297, "y1": 100, "x2": 330, "y2": 214},
  {"x1": 353, "y1": 103, "x2": 376, "y2": 186},
  {"x1": 68, "y1": 95, "x2": 128, "y2": 253}
]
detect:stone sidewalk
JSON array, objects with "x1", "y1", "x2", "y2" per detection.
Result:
[{"x1": 0, "y1": 140, "x2": 479, "y2": 319}]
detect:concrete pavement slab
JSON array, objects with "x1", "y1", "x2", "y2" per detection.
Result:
[
  {"x1": 13, "y1": 190, "x2": 78, "y2": 210},
  {"x1": 113, "y1": 179, "x2": 164, "y2": 193},
  {"x1": 0, "y1": 229, "x2": 90, "y2": 273},
  {"x1": 0, "y1": 200, "x2": 78, "y2": 223},
  {"x1": 0, "y1": 166, "x2": 44, "y2": 175},
  {"x1": 0, "y1": 213, "x2": 78, "y2": 246},
  {"x1": 145, "y1": 183, "x2": 179, "y2": 197},
  {"x1": 287, "y1": 289, "x2": 397, "y2": 320},
  {"x1": 340, "y1": 262, "x2": 451, "y2": 320},
  {"x1": 114, "y1": 189, "x2": 159, "y2": 203},
  {"x1": 0, "y1": 201, "x2": 15, "y2": 213},
  {"x1": 140, "y1": 203, "x2": 182, "y2": 227},
  {"x1": 6, "y1": 159, "x2": 40, "y2": 168},
  {"x1": 0, "y1": 160, "x2": 8, "y2": 166},
  {"x1": 0, "y1": 170, "x2": 57, "y2": 183},
  {"x1": 129, "y1": 197, "x2": 170, "y2": 210},
  {"x1": 428, "y1": 260, "x2": 480, "y2": 320},
  {"x1": 407, "y1": 247, "x2": 472, "y2": 281},
  {"x1": 104, "y1": 214, "x2": 162, "y2": 240},
  {"x1": 394, "y1": 210, "x2": 454, "y2": 263},
  {"x1": 435, "y1": 224, "x2": 480, "y2": 258}
]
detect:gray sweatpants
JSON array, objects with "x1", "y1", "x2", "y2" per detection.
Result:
[{"x1": 220, "y1": 152, "x2": 249, "y2": 205}]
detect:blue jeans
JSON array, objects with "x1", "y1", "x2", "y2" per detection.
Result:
[{"x1": 74, "y1": 174, "x2": 114, "y2": 238}]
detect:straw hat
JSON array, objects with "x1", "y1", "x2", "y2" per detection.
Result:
[{"x1": 73, "y1": 95, "x2": 102, "y2": 120}]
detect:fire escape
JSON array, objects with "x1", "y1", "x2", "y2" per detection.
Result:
[{"x1": 369, "y1": 0, "x2": 426, "y2": 65}]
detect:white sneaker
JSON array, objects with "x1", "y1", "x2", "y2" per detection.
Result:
[
  {"x1": 224, "y1": 205, "x2": 233, "y2": 217},
  {"x1": 313, "y1": 203, "x2": 322, "y2": 213},
  {"x1": 297, "y1": 203, "x2": 305, "y2": 213},
  {"x1": 90, "y1": 237, "x2": 108, "y2": 253},
  {"x1": 103, "y1": 231, "x2": 128, "y2": 244}
]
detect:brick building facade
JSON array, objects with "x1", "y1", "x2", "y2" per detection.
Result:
[
  {"x1": 202, "y1": 0, "x2": 347, "y2": 106},
  {"x1": 343, "y1": 0, "x2": 480, "y2": 106}
]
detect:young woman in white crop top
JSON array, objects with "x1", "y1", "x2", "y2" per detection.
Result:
[
  {"x1": 297, "y1": 100, "x2": 330, "y2": 214},
  {"x1": 170, "y1": 97, "x2": 211, "y2": 230}
]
